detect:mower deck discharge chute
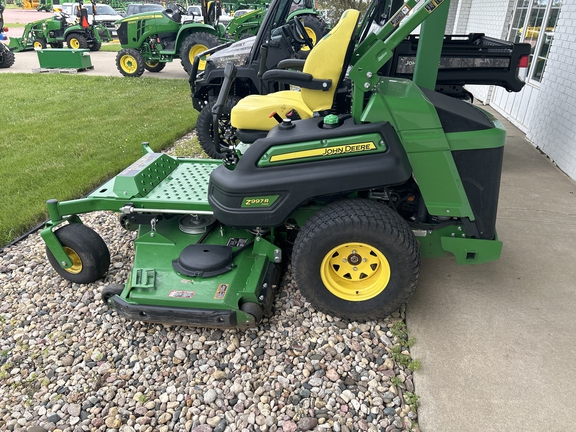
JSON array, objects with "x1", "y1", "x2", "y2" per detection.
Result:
[{"x1": 42, "y1": 0, "x2": 518, "y2": 328}]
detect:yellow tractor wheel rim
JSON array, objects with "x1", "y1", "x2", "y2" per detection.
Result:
[
  {"x1": 189, "y1": 44, "x2": 209, "y2": 70},
  {"x1": 69, "y1": 38, "x2": 80, "y2": 49},
  {"x1": 146, "y1": 60, "x2": 159, "y2": 68},
  {"x1": 299, "y1": 27, "x2": 317, "y2": 52},
  {"x1": 120, "y1": 55, "x2": 138, "y2": 74},
  {"x1": 33, "y1": 40, "x2": 43, "y2": 49},
  {"x1": 63, "y1": 247, "x2": 83, "y2": 274},
  {"x1": 321, "y1": 242, "x2": 391, "y2": 301}
]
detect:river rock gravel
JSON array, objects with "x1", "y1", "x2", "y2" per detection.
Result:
[{"x1": 0, "y1": 141, "x2": 420, "y2": 432}]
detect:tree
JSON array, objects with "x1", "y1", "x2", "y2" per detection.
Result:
[{"x1": 317, "y1": 0, "x2": 369, "y2": 26}]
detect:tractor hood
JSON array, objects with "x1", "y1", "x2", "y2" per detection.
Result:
[{"x1": 115, "y1": 11, "x2": 165, "y2": 25}]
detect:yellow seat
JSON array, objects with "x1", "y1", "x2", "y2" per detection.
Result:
[{"x1": 231, "y1": 9, "x2": 361, "y2": 132}]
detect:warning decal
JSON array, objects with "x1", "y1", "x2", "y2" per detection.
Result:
[{"x1": 214, "y1": 284, "x2": 229, "y2": 300}]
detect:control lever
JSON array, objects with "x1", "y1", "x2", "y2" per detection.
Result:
[{"x1": 211, "y1": 61, "x2": 237, "y2": 157}]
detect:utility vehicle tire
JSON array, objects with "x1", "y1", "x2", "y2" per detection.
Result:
[
  {"x1": 116, "y1": 48, "x2": 145, "y2": 77},
  {"x1": 66, "y1": 33, "x2": 88, "y2": 49},
  {"x1": 50, "y1": 42, "x2": 64, "y2": 49},
  {"x1": 102, "y1": 284, "x2": 124, "y2": 305},
  {"x1": 180, "y1": 32, "x2": 220, "y2": 73},
  {"x1": 292, "y1": 199, "x2": 420, "y2": 321},
  {"x1": 46, "y1": 223, "x2": 111, "y2": 284},
  {"x1": 294, "y1": 15, "x2": 327, "y2": 59},
  {"x1": 33, "y1": 38, "x2": 47, "y2": 49},
  {"x1": 89, "y1": 40, "x2": 102, "y2": 51},
  {"x1": 196, "y1": 96, "x2": 240, "y2": 159},
  {"x1": 0, "y1": 47, "x2": 15, "y2": 69},
  {"x1": 144, "y1": 60, "x2": 166, "y2": 73}
]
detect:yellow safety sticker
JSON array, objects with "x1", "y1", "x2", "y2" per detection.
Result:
[
  {"x1": 214, "y1": 284, "x2": 229, "y2": 300},
  {"x1": 391, "y1": 5, "x2": 412, "y2": 27}
]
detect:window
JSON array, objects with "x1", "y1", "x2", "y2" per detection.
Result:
[{"x1": 508, "y1": 0, "x2": 562, "y2": 83}]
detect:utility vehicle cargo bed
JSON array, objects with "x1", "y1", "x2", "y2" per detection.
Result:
[{"x1": 380, "y1": 33, "x2": 531, "y2": 92}]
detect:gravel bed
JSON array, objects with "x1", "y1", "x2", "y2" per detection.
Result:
[{"x1": 0, "y1": 141, "x2": 420, "y2": 432}]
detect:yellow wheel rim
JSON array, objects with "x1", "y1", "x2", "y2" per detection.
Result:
[
  {"x1": 63, "y1": 246, "x2": 83, "y2": 274},
  {"x1": 189, "y1": 44, "x2": 209, "y2": 70},
  {"x1": 69, "y1": 38, "x2": 80, "y2": 49},
  {"x1": 321, "y1": 242, "x2": 390, "y2": 301},
  {"x1": 146, "y1": 60, "x2": 159, "y2": 68},
  {"x1": 33, "y1": 40, "x2": 43, "y2": 49},
  {"x1": 299, "y1": 27, "x2": 317, "y2": 52},
  {"x1": 120, "y1": 55, "x2": 138, "y2": 74}
]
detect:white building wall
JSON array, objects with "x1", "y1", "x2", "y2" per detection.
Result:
[
  {"x1": 453, "y1": 0, "x2": 576, "y2": 181},
  {"x1": 460, "y1": 0, "x2": 515, "y2": 103},
  {"x1": 525, "y1": 1, "x2": 576, "y2": 179},
  {"x1": 446, "y1": 0, "x2": 460, "y2": 34}
]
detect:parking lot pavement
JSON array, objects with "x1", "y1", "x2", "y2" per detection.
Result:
[
  {"x1": 2, "y1": 8, "x2": 189, "y2": 79},
  {"x1": 0, "y1": 47, "x2": 190, "y2": 79}
]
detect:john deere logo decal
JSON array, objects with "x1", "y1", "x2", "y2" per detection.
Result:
[{"x1": 270, "y1": 142, "x2": 377, "y2": 162}]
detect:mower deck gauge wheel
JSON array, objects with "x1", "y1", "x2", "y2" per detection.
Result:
[{"x1": 46, "y1": 223, "x2": 111, "y2": 284}]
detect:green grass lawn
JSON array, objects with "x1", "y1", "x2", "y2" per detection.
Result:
[
  {"x1": 100, "y1": 42, "x2": 122, "y2": 52},
  {"x1": 0, "y1": 73, "x2": 198, "y2": 247}
]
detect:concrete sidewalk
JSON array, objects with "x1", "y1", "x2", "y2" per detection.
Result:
[{"x1": 408, "y1": 107, "x2": 576, "y2": 431}]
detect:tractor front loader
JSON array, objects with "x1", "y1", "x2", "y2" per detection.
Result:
[{"x1": 43, "y1": 0, "x2": 509, "y2": 329}]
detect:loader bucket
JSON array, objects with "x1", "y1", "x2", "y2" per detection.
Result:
[{"x1": 8, "y1": 37, "x2": 26, "y2": 52}]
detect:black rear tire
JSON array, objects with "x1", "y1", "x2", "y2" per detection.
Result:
[
  {"x1": 0, "y1": 46, "x2": 15, "y2": 69},
  {"x1": 46, "y1": 223, "x2": 111, "y2": 284},
  {"x1": 89, "y1": 40, "x2": 102, "y2": 51},
  {"x1": 292, "y1": 199, "x2": 420, "y2": 321},
  {"x1": 180, "y1": 32, "x2": 220, "y2": 73},
  {"x1": 196, "y1": 96, "x2": 240, "y2": 159}
]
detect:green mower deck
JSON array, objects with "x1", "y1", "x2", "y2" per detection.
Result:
[{"x1": 42, "y1": 145, "x2": 282, "y2": 328}]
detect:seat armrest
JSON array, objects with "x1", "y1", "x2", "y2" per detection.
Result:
[
  {"x1": 276, "y1": 59, "x2": 306, "y2": 70},
  {"x1": 261, "y1": 69, "x2": 332, "y2": 91}
]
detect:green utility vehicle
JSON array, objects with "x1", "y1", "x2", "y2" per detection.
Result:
[
  {"x1": 191, "y1": 0, "x2": 529, "y2": 158},
  {"x1": 0, "y1": 1, "x2": 15, "y2": 68},
  {"x1": 43, "y1": 0, "x2": 511, "y2": 329},
  {"x1": 8, "y1": 1, "x2": 112, "y2": 52}
]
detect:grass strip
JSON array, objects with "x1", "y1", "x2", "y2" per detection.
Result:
[{"x1": 0, "y1": 73, "x2": 197, "y2": 246}]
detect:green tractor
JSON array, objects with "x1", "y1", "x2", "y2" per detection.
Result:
[
  {"x1": 114, "y1": 0, "x2": 327, "y2": 77},
  {"x1": 42, "y1": 0, "x2": 510, "y2": 328},
  {"x1": 115, "y1": 2, "x2": 223, "y2": 77},
  {"x1": 0, "y1": 1, "x2": 15, "y2": 68},
  {"x1": 8, "y1": 0, "x2": 112, "y2": 52}
]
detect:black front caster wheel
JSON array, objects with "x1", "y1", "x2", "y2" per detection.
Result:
[{"x1": 46, "y1": 223, "x2": 110, "y2": 284}]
